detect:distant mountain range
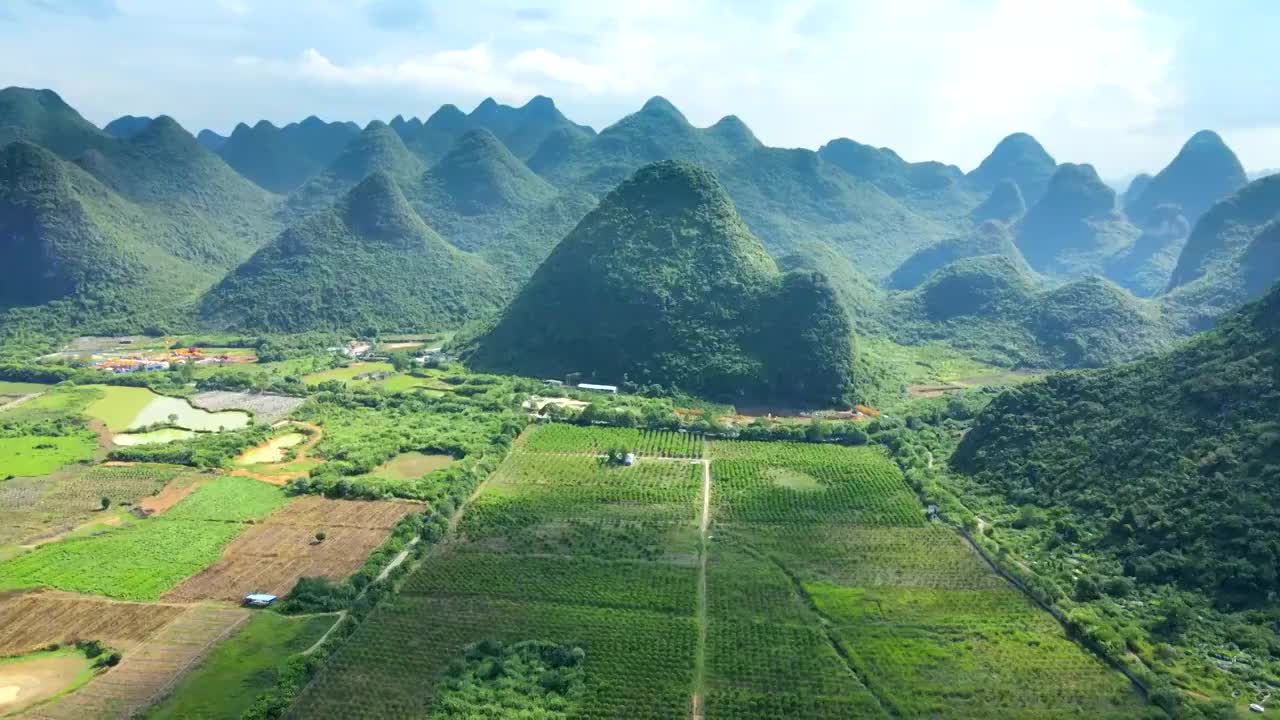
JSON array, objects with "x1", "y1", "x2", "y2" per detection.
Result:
[{"x1": 3, "y1": 84, "x2": 1279, "y2": 399}]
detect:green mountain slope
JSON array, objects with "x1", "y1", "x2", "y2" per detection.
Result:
[
  {"x1": 196, "y1": 129, "x2": 228, "y2": 152},
  {"x1": 468, "y1": 95, "x2": 595, "y2": 159},
  {"x1": 1104, "y1": 204, "x2": 1191, "y2": 297},
  {"x1": 288, "y1": 121, "x2": 426, "y2": 217},
  {"x1": 217, "y1": 116, "x2": 361, "y2": 193},
  {"x1": 1163, "y1": 174, "x2": 1280, "y2": 329},
  {"x1": 888, "y1": 220, "x2": 1031, "y2": 290},
  {"x1": 1126, "y1": 130, "x2": 1247, "y2": 228},
  {"x1": 397, "y1": 104, "x2": 469, "y2": 164},
  {"x1": 971, "y1": 179, "x2": 1026, "y2": 224},
  {"x1": 530, "y1": 97, "x2": 953, "y2": 278},
  {"x1": 409, "y1": 128, "x2": 596, "y2": 277},
  {"x1": 0, "y1": 87, "x2": 110, "y2": 159},
  {"x1": 953, "y1": 280, "x2": 1280, "y2": 607},
  {"x1": 1016, "y1": 163, "x2": 1139, "y2": 277},
  {"x1": 73, "y1": 115, "x2": 281, "y2": 268},
  {"x1": 817, "y1": 137, "x2": 976, "y2": 219},
  {"x1": 966, "y1": 132, "x2": 1057, "y2": 206},
  {"x1": 0, "y1": 141, "x2": 223, "y2": 330},
  {"x1": 103, "y1": 115, "x2": 153, "y2": 139},
  {"x1": 889, "y1": 256, "x2": 1171, "y2": 368},
  {"x1": 200, "y1": 172, "x2": 505, "y2": 333},
  {"x1": 460, "y1": 161, "x2": 855, "y2": 406}
]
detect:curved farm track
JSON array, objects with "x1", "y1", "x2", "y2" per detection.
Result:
[{"x1": 230, "y1": 422, "x2": 323, "y2": 486}]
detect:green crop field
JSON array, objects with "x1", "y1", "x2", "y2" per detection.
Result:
[
  {"x1": 0, "y1": 475, "x2": 286, "y2": 600},
  {"x1": 290, "y1": 434, "x2": 704, "y2": 718},
  {"x1": 701, "y1": 440, "x2": 1149, "y2": 720},
  {"x1": 0, "y1": 434, "x2": 97, "y2": 478},
  {"x1": 146, "y1": 612, "x2": 336, "y2": 720},
  {"x1": 302, "y1": 362, "x2": 394, "y2": 384},
  {"x1": 523, "y1": 423, "x2": 704, "y2": 458},
  {"x1": 267, "y1": 429, "x2": 1152, "y2": 719}
]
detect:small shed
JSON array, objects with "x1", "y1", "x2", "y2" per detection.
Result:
[
  {"x1": 623, "y1": 453, "x2": 636, "y2": 467},
  {"x1": 243, "y1": 593, "x2": 278, "y2": 608}
]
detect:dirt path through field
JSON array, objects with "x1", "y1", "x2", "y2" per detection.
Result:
[
  {"x1": 0, "y1": 392, "x2": 42, "y2": 413},
  {"x1": 690, "y1": 455, "x2": 711, "y2": 720}
]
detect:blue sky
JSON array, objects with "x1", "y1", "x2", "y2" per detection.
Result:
[{"x1": 1, "y1": 0, "x2": 1277, "y2": 178}]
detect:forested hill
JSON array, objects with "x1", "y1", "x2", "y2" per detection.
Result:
[
  {"x1": 460, "y1": 160, "x2": 855, "y2": 406},
  {"x1": 952, "y1": 280, "x2": 1280, "y2": 607},
  {"x1": 199, "y1": 172, "x2": 505, "y2": 334}
]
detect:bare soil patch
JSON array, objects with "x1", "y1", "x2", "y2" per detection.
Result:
[
  {"x1": 137, "y1": 474, "x2": 207, "y2": 515},
  {"x1": 0, "y1": 652, "x2": 93, "y2": 715},
  {"x1": 162, "y1": 498, "x2": 421, "y2": 602}
]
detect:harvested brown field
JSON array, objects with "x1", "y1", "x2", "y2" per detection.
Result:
[
  {"x1": 0, "y1": 593, "x2": 187, "y2": 656},
  {"x1": 25, "y1": 605, "x2": 249, "y2": 720},
  {"x1": 269, "y1": 496, "x2": 421, "y2": 529},
  {"x1": 0, "y1": 465, "x2": 188, "y2": 547},
  {"x1": 162, "y1": 498, "x2": 421, "y2": 602}
]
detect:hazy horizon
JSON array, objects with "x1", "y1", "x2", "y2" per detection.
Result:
[{"x1": 2, "y1": 0, "x2": 1278, "y2": 178}]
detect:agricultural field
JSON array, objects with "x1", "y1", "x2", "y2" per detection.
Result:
[
  {"x1": 0, "y1": 463, "x2": 188, "y2": 548},
  {"x1": 302, "y1": 362, "x2": 394, "y2": 384},
  {"x1": 26, "y1": 605, "x2": 250, "y2": 720},
  {"x1": 709, "y1": 443, "x2": 925, "y2": 526},
  {"x1": 0, "y1": 648, "x2": 97, "y2": 716},
  {"x1": 0, "y1": 435, "x2": 96, "y2": 478},
  {"x1": 0, "y1": 593, "x2": 186, "y2": 655},
  {"x1": 190, "y1": 390, "x2": 305, "y2": 424},
  {"x1": 0, "y1": 476, "x2": 286, "y2": 600},
  {"x1": 164, "y1": 497, "x2": 421, "y2": 601},
  {"x1": 145, "y1": 612, "x2": 336, "y2": 720},
  {"x1": 703, "y1": 440, "x2": 1149, "y2": 719},
  {"x1": 288, "y1": 433, "x2": 704, "y2": 718},
  {"x1": 523, "y1": 422, "x2": 704, "y2": 458}
]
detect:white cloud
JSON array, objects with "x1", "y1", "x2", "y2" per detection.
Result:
[
  {"x1": 295, "y1": 45, "x2": 533, "y2": 102},
  {"x1": 507, "y1": 48, "x2": 612, "y2": 93}
]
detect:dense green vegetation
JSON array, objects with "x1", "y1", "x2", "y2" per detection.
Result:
[
  {"x1": 1015, "y1": 163, "x2": 1139, "y2": 277},
  {"x1": 955, "y1": 282, "x2": 1280, "y2": 606},
  {"x1": 888, "y1": 220, "x2": 1031, "y2": 290},
  {"x1": 428, "y1": 640, "x2": 587, "y2": 718},
  {"x1": 203, "y1": 171, "x2": 507, "y2": 333},
  {"x1": 888, "y1": 255, "x2": 1175, "y2": 368},
  {"x1": 964, "y1": 132, "x2": 1058, "y2": 206},
  {"x1": 1126, "y1": 131, "x2": 1247, "y2": 229},
  {"x1": 463, "y1": 161, "x2": 855, "y2": 407},
  {"x1": 216, "y1": 116, "x2": 361, "y2": 193},
  {"x1": 1164, "y1": 174, "x2": 1280, "y2": 330}
]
